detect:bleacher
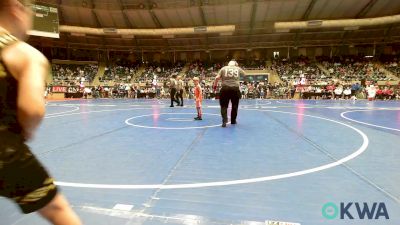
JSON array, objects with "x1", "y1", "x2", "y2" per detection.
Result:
[
  {"x1": 51, "y1": 62, "x2": 98, "y2": 86},
  {"x1": 271, "y1": 57, "x2": 326, "y2": 85},
  {"x1": 381, "y1": 55, "x2": 400, "y2": 78},
  {"x1": 47, "y1": 56, "x2": 400, "y2": 101},
  {"x1": 101, "y1": 65, "x2": 138, "y2": 83},
  {"x1": 320, "y1": 56, "x2": 392, "y2": 82}
]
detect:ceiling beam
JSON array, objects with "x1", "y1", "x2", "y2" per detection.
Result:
[
  {"x1": 249, "y1": 0, "x2": 258, "y2": 30},
  {"x1": 295, "y1": 0, "x2": 318, "y2": 50},
  {"x1": 45, "y1": 36, "x2": 397, "y2": 52},
  {"x1": 64, "y1": 29, "x2": 387, "y2": 43},
  {"x1": 140, "y1": 2, "x2": 169, "y2": 50},
  {"x1": 383, "y1": 25, "x2": 394, "y2": 42},
  {"x1": 356, "y1": 0, "x2": 379, "y2": 18},
  {"x1": 293, "y1": 32, "x2": 300, "y2": 48},
  {"x1": 88, "y1": 0, "x2": 106, "y2": 49},
  {"x1": 340, "y1": 30, "x2": 352, "y2": 46},
  {"x1": 199, "y1": 1, "x2": 208, "y2": 26},
  {"x1": 88, "y1": 1, "x2": 101, "y2": 28},
  {"x1": 48, "y1": 35, "x2": 400, "y2": 48},
  {"x1": 248, "y1": 0, "x2": 258, "y2": 44},
  {"x1": 117, "y1": 0, "x2": 135, "y2": 28},
  {"x1": 199, "y1": 1, "x2": 209, "y2": 50},
  {"x1": 146, "y1": 0, "x2": 163, "y2": 28},
  {"x1": 116, "y1": 0, "x2": 139, "y2": 48},
  {"x1": 57, "y1": 0, "x2": 65, "y2": 24},
  {"x1": 302, "y1": 0, "x2": 317, "y2": 20},
  {"x1": 149, "y1": 10, "x2": 163, "y2": 28}
]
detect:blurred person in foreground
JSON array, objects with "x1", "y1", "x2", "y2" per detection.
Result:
[{"x1": 0, "y1": 0, "x2": 81, "y2": 224}]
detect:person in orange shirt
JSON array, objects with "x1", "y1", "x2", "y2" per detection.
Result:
[{"x1": 193, "y1": 77, "x2": 203, "y2": 120}]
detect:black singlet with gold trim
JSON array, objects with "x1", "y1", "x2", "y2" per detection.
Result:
[
  {"x1": 0, "y1": 32, "x2": 22, "y2": 134},
  {"x1": 0, "y1": 32, "x2": 58, "y2": 214}
]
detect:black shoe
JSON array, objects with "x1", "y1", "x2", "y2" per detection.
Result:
[
  {"x1": 180, "y1": 104, "x2": 184, "y2": 107},
  {"x1": 194, "y1": 117, "x2": 202, "y2": 120},
  {"x1": 231, "y1": 121, "x2": 237, "y2": 124},
  {"x1": 170, "y1": 105, "x2": 174, "y2": 107},
  {"x1": 222, "y1": 122, "x2": 227, "y2": 127}
]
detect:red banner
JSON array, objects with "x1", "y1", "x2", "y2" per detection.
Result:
[{"x1": 52, "y1": 86, "x2": 67, "y2": 93}]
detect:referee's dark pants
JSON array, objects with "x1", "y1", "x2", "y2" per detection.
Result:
[
  {"x1": 176, "y1": 89, "x2": 184, "y2": 106},
  {"x1": 219, "y1": 86, "x2": 241, "y2": 123},
  {"x1": 170, "y1": 88, "x2": 179, "y2": 106}
]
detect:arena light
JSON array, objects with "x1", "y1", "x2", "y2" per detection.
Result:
[
  {"x1": 275, "y1": 14, "x2": 400, "y2": 30},
  {"x1": 27, "y1": 30, "x2": 60, "y2": 38},
  {"x1": 60, "y1": 25, "x2": 235, "y2": 36},
  {"x1": 194, "y1": 26, "x2": 207, "y2": 33},
  {"x1": 103, "y1": 28, "x2": 117, "y2": 34},
  {"x1": 307, "y1": 20, "x2": 323, "y2": 27}
]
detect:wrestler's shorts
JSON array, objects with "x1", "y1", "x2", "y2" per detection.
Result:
[
  {"x1": 0, "y1": 131, "x2": 58, "y2": 214},
  {"x1": 195, "y1": 100, "x2": 202, "y2": 108}
]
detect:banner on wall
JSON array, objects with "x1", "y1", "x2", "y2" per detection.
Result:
[
  {"x1": 240, "y1": 74, "x2": 269, "y2": 83},
  {"x1": 51, "y1": 86, "x2": 80, "y2": 93},
  {"x1": 52, "y1": 86, "x2": 67, "y2": 93}
]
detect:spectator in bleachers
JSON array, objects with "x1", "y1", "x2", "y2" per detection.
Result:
[
  {"x1": 343, "y1": 86, "x2": 352, "y2": 99},
  {"x1": 334, "y1": 84, "x2": 343, "y2": 99}
]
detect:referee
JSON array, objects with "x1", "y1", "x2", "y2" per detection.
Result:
[
  {"x1": 169, "y1": 75, "x2": 180, "y2": 107},
  {"x1": 213, "y1": 60, "x2": 245, "y2": 127}
]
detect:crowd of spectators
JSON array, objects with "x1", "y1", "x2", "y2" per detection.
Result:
[
  {"x1": 384, "y1": 61, "x2": 400, "y2": 77},
  {"x1": 101, "y1": 65, "x2": 138, "y2": 82},
  {"x1": 85, "y1": 83, "x2": 159, "y2": 99},
  {"x1": 185, "y1": 60, "x2": 266, "y2": 79},
  {"x1": 51, "y1": 63, "x2": 98, "y2": 86},
  {"x1": 48, "y1": 56, "x2": 400, "y2": 101},
  {"x1": 186, "y1": 61, "x2": 222, "y2": 78},
  {"x1": 298, "y1": 81, "x2": 400, "y2": 100},
  {"x1": 241, "y1": 60, "x2": 266, "y2": 70},
  {"x1": 271, "y1": 56, "x2": 327, "y2": 86},
  {"x1": 139, "y1": 61, "x2": 184, "y2": 79},
  {"x1": 319, "y1": 55, "x2": 391, "y2": 82},
  {"x1": 381, "y1": 55, "x2": 400, "y2": 79},
  {"x1": 237, "y1": 82, "x2": 293, "y2": 99}
]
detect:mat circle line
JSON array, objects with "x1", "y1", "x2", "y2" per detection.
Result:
[
  {"x1": 46, "y1": 105, "x2": 80, "y2": 116},
  {"x1": 125, "y1": 113, "x2": 228, "y2": 129},
  {"x1": 341, "y1": 109, "x2": 400, "y2": 132},
  {"x1": 54, "y1": 109, "x2": 369, "y2": 189}
]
